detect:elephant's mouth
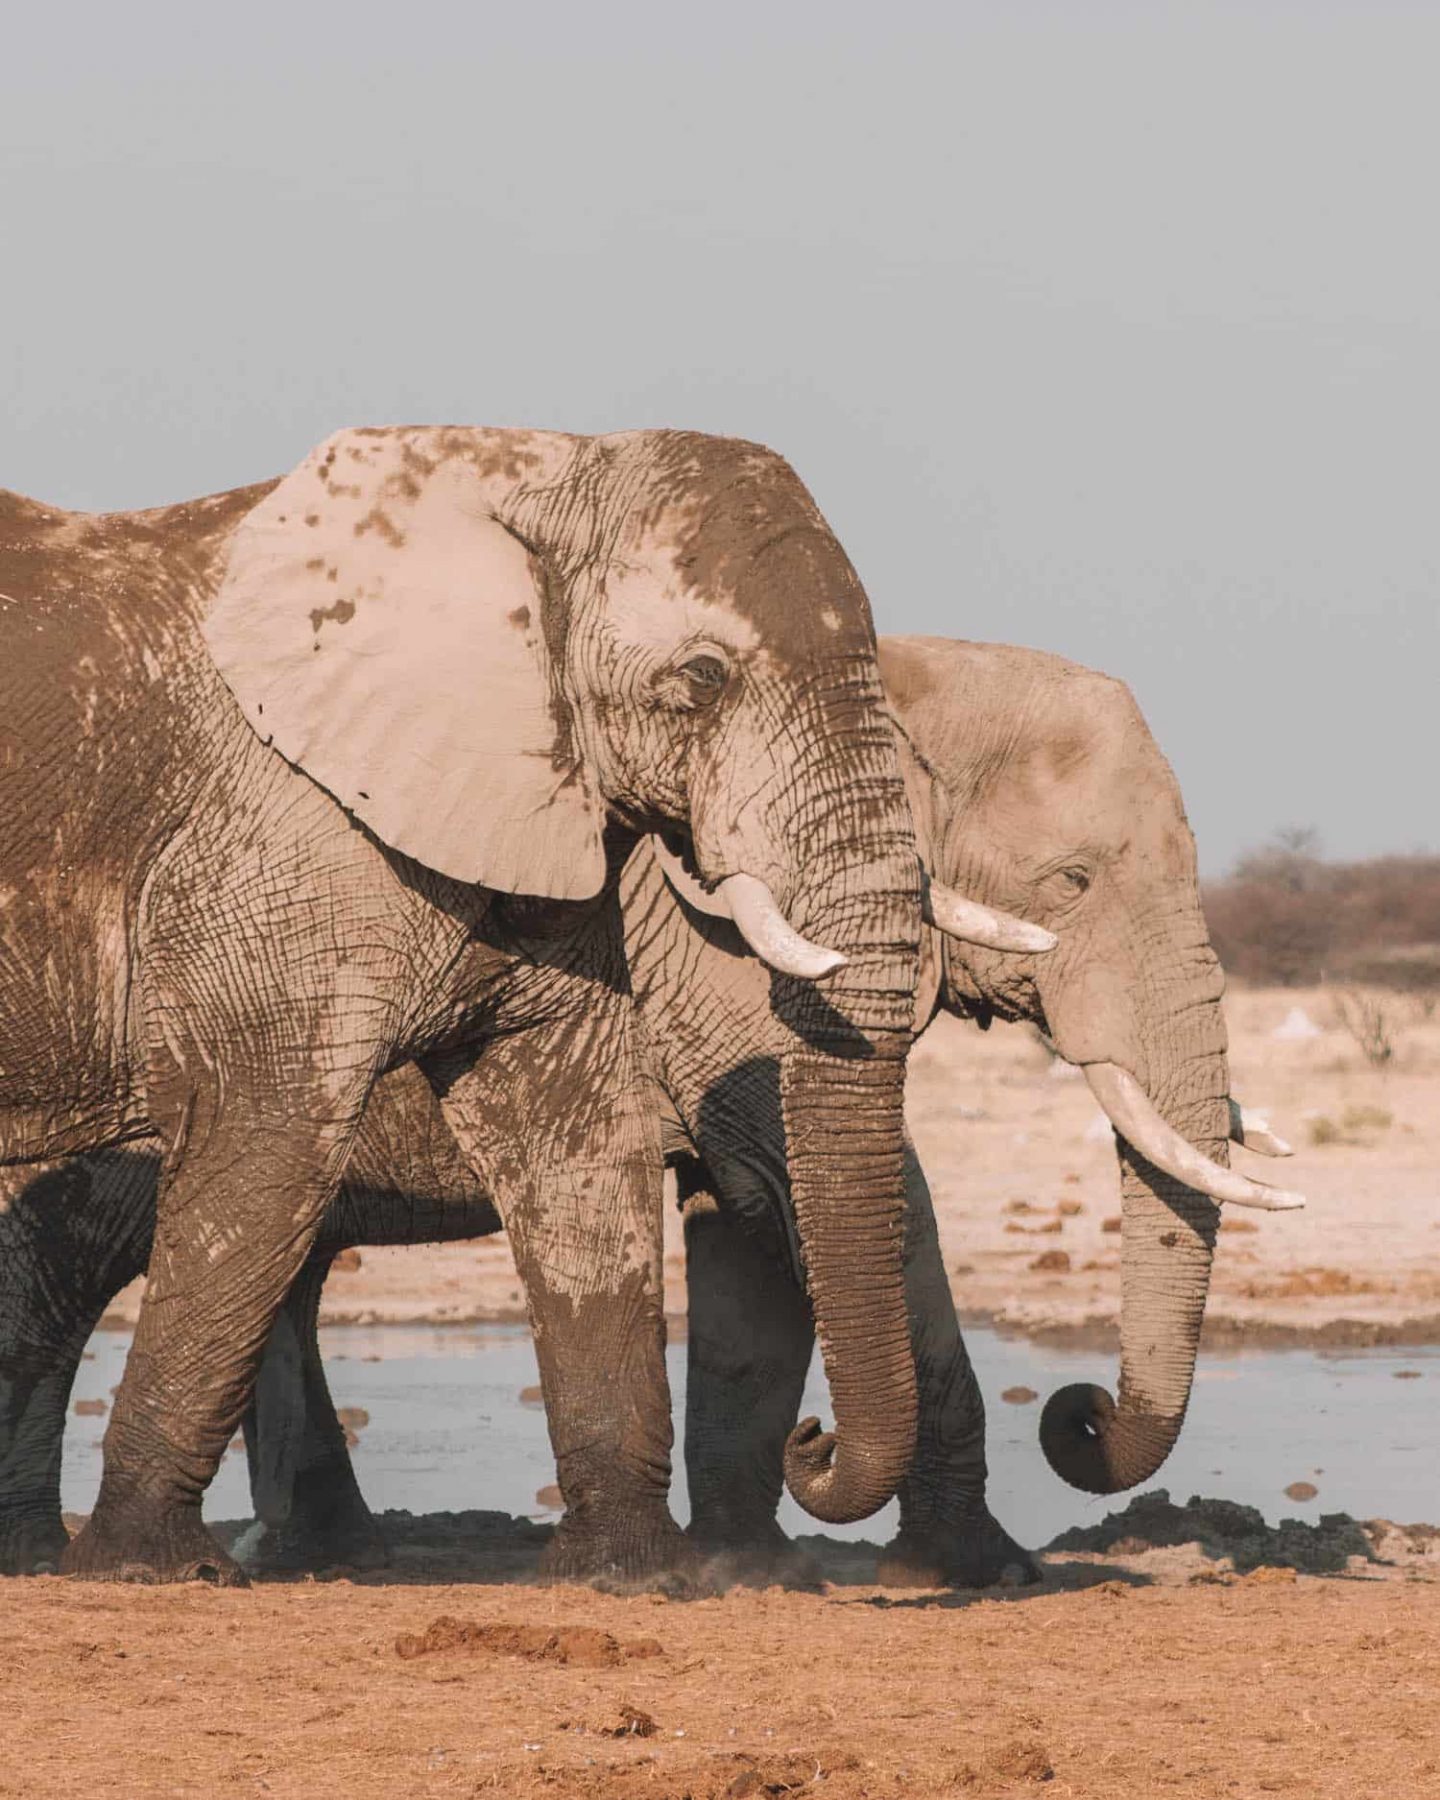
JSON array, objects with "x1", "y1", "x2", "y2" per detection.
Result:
[
  {"x1": 649, "y1": 833, "x2": 849, "y2": 981},
  {"x1": 653, "y1": 832, "x2": 1059, "y2": 982},
  {"x1": 656, "y1": 825, "x2": 713, "y2": 893}
]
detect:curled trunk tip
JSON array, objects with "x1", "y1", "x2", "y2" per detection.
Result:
[
  {"x1": 1038, "y1": 1383, "x2": 1181, "y2": 1495},
  {"x1": 783, "y1": 1412, "x2": 914, "y2": 1525}
]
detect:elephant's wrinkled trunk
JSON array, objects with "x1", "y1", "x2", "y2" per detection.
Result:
[
  {"x1": 1039, "y1": 947, "x2": 1228, "y2": 1495},
  {"x1": 781, "y1": 1037, "x2": 917, "y2": 1521},
  {"x1": 758, "y1": 668, "x2": 922, "y2": 1524}
]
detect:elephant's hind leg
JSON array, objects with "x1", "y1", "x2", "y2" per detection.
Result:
[
  {"x1": 877, "y1": 1142, "x2": 1039, "y2": 1590},
  {"x1": 680, "y1": 1168, "x2": 824, "y2": 1591},
  {"x1": 0, "y1": 1149, "x2": 157, "y2": 1575},
  {"x1": 232, "y1": 1247, "x2": 390, "y2": 1575}
]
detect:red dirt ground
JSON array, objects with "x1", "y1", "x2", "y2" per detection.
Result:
[{"x1": 5, "y1": 1522, "x2": 1437, "y2": 1799}]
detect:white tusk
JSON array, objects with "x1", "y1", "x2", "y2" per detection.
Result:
[
  {"x1": 923, "y1": 875, "x2": 1057, "y2": 954},
  {"x1": 1086, "y1": 1063, "x2": 1305, "y2": 1211},
  {"x1": 1228, "y1": 1098, "x2": 1295, "y2": 1158},
  {"x1": 649, "y1": 838, "x2": 847, "y2": 980},
  {"x1": 718, "y1": 874, "x2": 848, "y2": 980}
]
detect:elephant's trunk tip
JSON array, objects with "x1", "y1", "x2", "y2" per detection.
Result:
[
  {"x1": 1038, "y1": 1382, "x2": 1181, "y2": 1496},
  {"x1": 783, "y1": 1413, "x2": 909, "y2": 1525}
]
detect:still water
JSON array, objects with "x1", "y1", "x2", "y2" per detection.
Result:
[{"x1": 64, "y1": 1325, "x2": 1437, "y2": 1549}]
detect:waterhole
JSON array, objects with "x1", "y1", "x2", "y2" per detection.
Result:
[{"x1": 63, "y1": 1326, "x2": 1437, "y2": 1548}]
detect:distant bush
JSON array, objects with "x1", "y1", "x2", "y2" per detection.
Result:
[{"x1": 1203, "y1": 832, "x2": 1440, "y2": 989}]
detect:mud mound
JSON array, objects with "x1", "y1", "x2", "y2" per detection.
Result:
[
  {"x1": 375, "y1": 1506, "x2": 554, "y2": 1548},
  {"x1": 394, "y1": 1615, "x2": 664, "y2": 1666},
  {"x1": 1046, "y1": 1488, "x2": 1375, "y2": 1573}
]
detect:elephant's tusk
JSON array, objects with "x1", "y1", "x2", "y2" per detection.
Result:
[
  {"x1": 1086, "y1": 1063, "x2": 1305, "y2": 1212},
  {"x1": 717, "y1": 874, "x2": 848, "y2": 980},
  {"x1": 649, "y1": 838, "x2": 848, "y2": 980},
  {"x1": 923, "y1": 874, "x2": 1057, "y2": 955},
  {"x1": 1228, "y1": 1098, "x2": 1294, "y2": 1158}
]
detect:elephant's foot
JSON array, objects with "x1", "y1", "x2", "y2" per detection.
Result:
[
  {"x1": 0, "y1": 1506, "x2": 70, "y2": 1577},
  {"x1": 877, "y1": 1508, "x2": 1041, "y2": 1590},
  {"x1": 687, "y1": 1519, "x2": 826, "y2": 1592},
  {"x1": 539, "y1": 1504, "x2": 701, "y2": 1595},
  {"x1": 232, "y1": 1475, "x2": 390, "y2": 1576},
  {"x1": 232, "y1": 1508, "x2": 390, "y2": 1577},
  {"x1": 60, "y1": 1500, "x2": 245, "y2": 1587}
]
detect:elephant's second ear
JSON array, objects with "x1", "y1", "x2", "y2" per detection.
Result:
[{"x1": 202, "y1": 431, "x2": 606, "y2": 898}]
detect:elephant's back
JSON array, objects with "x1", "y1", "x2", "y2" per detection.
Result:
[
  {"x1": 0, "y1": 478, "x2": 278, "y2": 756},
  {"x1": 0, "y1": 478, "x2": 277, "y2": 625},
  {"x1": 1, "y1": 487, "x2": 239, "y2": 823}
]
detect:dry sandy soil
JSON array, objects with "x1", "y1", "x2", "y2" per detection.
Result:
[
  {"x1": 100, "y1": 982, "x2": 1440, "y2": 1345},
  {"x1": 5, "y1": 1512, "x2": 1439, "y2": 1800},
  {"x1": 21, "y1": 983, "x2": 1434, "y2": 1798}
]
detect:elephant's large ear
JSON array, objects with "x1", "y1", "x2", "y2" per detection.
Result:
[{"x1": 202, "y1": 429, "x2": 606, "y2": 898}]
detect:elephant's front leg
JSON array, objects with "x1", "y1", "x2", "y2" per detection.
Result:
[
  {"x1": 877, "y1": 1140, "x2": 1038, "y2": 1589},
  {"x1": 429, "y1": 996, "x2": 684, "y2": 1589},
  {"x1": 679, "y1": 1164, "x2": 823, "y2": 1589}
]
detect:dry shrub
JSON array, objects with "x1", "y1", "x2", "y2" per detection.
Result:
[
  {"x1": 1309, "y1": 1103, "x2": 1393, "y2": 1147},
  {"x1": 1331, "y1": 990, "x2": 1396, "y2": 1069},
  {"x1": 1204, "y1": 836, "x2": 1440, "y2": 989}
]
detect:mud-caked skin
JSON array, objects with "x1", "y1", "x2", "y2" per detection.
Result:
[
  {"x1": 0, "y1": 1065, "x2": 499, "y2": 1577},
  {"x1": 3, "y1": 638, "x2": 1243, "y2": 1588},
  {"x1": 0, "y1": 429, "x2": 925, "y2": 1585}
]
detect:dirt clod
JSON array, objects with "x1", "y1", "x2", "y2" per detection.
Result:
[
  {"x1": 330, "y1": 1248, "x2": 363, "y2": 1273},
  {"x1": 394, "y1": 1617, "x2": 664, "y2": 1667},
  {"x1": 596, "y1": 1702, "x2": 658, "y2": 1738},
  {"x1": 73, "y1": 1398, "x2": 106, "y2": 1417},
  {"x1": 1029, "y1": 1250, "x2": 1071, "y2": 1273},
  {"x1": 1001, "y1": 1386, "x2": 1038, "y2": 1405},
  {"x1": 1285, "y1": 1481, "x2": 1319, "y2": 1502},
  {"x1": 988, "y1": 1739, "x2": 1055, "y2": 1783}
]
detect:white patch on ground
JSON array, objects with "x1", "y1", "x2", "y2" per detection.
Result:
[{"x1": 1272, "y1": 1006, "x2": 1322, "y2": 1041}]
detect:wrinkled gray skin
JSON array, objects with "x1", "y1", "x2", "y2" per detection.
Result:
[
  {"x1": 1, "y1": 638, "x2": 1237, "y2": 1584},
  {"x1": 0, "y1": 433, "x2": 923, "y2": 1585}
]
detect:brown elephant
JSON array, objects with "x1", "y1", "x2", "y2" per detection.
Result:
[
  {"x1": 0, "y1": 430, "x2": 1039, "y2": 1585},
  {"x1": 0, "y1": 636, "x2": 1298, "y2": 1582}
]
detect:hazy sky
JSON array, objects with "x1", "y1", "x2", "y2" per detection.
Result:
[{"x1": 3, "y1": 3, "x2": 1434, "y2": 873}]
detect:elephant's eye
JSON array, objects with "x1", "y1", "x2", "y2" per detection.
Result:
[
  {"x1": 1055, "y1": 866, "x2": 1091, "y2": 897},
  {"x1": 657, "y1": 650, "x2": 731, "y2": 711},
  {"x1": 681, "y1": 653, "x2": 729, "y2": 694}
]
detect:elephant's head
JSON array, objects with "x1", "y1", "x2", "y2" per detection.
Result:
[
  {"x1": 879, "y1": 636, "x2": 1303, "y2": 1496},
  {"x1": 203, "y1": 428, "x2": 1030, "y2": 1522}
]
